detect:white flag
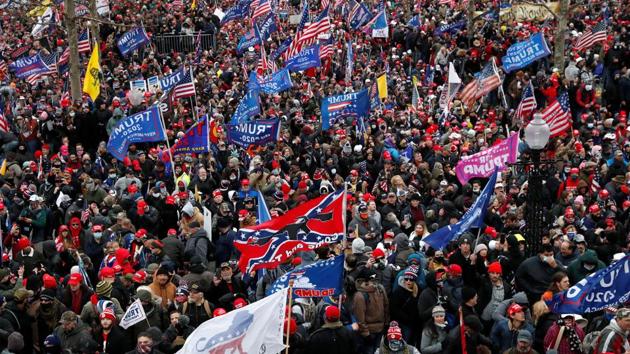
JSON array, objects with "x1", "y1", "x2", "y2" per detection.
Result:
[
  {"x1": 440, "y1": 62, "x2": 462, "y2": 112},
  {"x1": 177, "y1": 288, "x2": 288, "y2": 354},
  {"x1": 119, "y1": 299, "x2": 147, "y2": 329},
  {"x1": 203, "y1": 207, "x2": 212, "y2": 242}
]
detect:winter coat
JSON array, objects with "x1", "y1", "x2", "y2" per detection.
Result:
[
  {"x1": 476, "y1": 276, "x2": 514, "y2": 320},
  {"x1": 161, "y1": 235, "x2": 184, "y2": 266},
  {"x1": 132, "y1": 303, "x2": 169, "y2": 338},
  {"x1": 543, "y1": 322, "x2": 585, "y2": 354},
  {"x1": 389, "y1": 279, "x2": 420, "y2": 329},
  {"x1": 566, "y1": 250, "x2": 606, "y2": 284},
  {"x1": 420, "y1": 323, "x2": 448, "y2": 354},
  {"x1": 305, "y1": 321, "x2": 357, "y2": 354},
  {"x1": 515, "y1": 255, "x2": 564, "y2": 304},
  {"x1": 448, "y1": 249, "x2": 478, "y2": 286},
  {"x1": 208, "y1": 275, "x2": 247, "y2": 305},
  {"x1": 348, "y1": 215, "x2": 382, "y2": 249},
  {"x1": 93, "y1": 325, "x2": 134, "y2": 354},
  {"x1": 53, "y1": 321, "x2": 93, "y2": 352},
  {"x1": 352, "y1": 280, "x2": 389, "y2": 336},
  {"x1": 148, "y1": 277, "x2": 177, "y2": 309},
  {"x1": 490, "y1": 319, "x2": 535, "y2": 353},
  {"x1": 184, "y1": 228, "x2": 212, "y2": 261},
  {"x1": 593, "y1": 319, "x2": 628, "y2": 354}
]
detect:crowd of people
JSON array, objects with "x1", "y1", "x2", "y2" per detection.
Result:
[{"x1": 0, "y1": 0, "x2": 629, "y2": 353}]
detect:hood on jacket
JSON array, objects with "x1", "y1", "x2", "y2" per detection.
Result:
[
  {"x1": 578, "y1": 249, "x2": 600, "y2": 265},
  {"x1": 394, "y1": 234, "x2": 410, "y2": 251}
]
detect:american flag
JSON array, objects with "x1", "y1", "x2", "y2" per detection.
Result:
[
  {"x1": 319, "y1": 37, "x2": 333, "y2": 60},
  {"x1": 26, "y1": 53, "x2": 57, "y2": 85},
  {"x1": 574, "y1": 21, "x2": 607, "y2": 51},
  {"x1": 285, "y1": 6, "x2": 330, "y2": 58},
  {"x1": 514, "y1": 81, "x2": 537, "y2": 121},
  {"x1": 172, "y1": 0, "x2": 183, "y2": 9},
  {"x1": 58, "y1": 47, "x2": 70, "y2": 65},
  {"x1": 252, "y1": 0, "x2": 271, "y2": 22},
  {"x1": 321, "y1": 0, "x2": 330, "y2": 10},
  {"x1": 172, "y1": 68, "x2": 196, "y2": 99},
  {"x1": 540, "y1": 92, "x2": 571, "y2": 137},
  {"x1": 0, "y1": 59, "x2": 6, "y2": 80},
  {"x1": 0, "y1": 113, "x2": 9, "y2": 133},
  {"x1": 591, "y1": 165, "x2": 601, "y2": 196},
  {"x1": 194, "y1": 31, "x2": 202, "y2": 64},
  {"x1": 256, "y1": 44, "x2": 269, "y2": 74},
  {"x1": 78, "y1": 30, "x2": 91, "y2": 53},
  {"x1": 459, "y1": 58, "x2": 501, "y2": 107}
]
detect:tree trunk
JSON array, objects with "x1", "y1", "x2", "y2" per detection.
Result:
[
  {"x1": 553, "y1": 0, "x2": 570, "y2": 73},
  {"x1": 65, "y1": 0, "x2": 83, "y2": 102}
]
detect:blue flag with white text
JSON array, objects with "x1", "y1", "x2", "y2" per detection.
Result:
[
  {"x1": 117, "y1": 27, "x2": 151, "y2": 57},
  {"x1": 546, "y1": 254, "x2": 630, "y2": 314},
  {"x1": 171, "y1": 115, "x2": 209, "y2": 156},
  {"x1": 237, "y1": 28, "x2": 261, "y2": 54},
  {"x1": 227, "y1": 119, "x2": 281, "y2": 148},
  {"x1": 285, "y1": 45, "x2": 321, "y2": 72},
  {"x1": 248, "y1": 69, "x2": 293, "y2": 94},
  {"x1": 502, "y1": 32, "x2": 551, "y2": 73},
  {"x1": 267, "y1": 255, "x2": 345, "y2": 297},
  {"x1": 231, "y1": 90, "x2": 260, "y2": 124},
  {"x1": 321, "y1": 89, "x2": 370, "y2": 130},
  {"x1": 106, "y1": 105, "x2": 165, "y2": 160},
  {"x1": 423, "y1": 170, "x2": 497, "y2": 250}
]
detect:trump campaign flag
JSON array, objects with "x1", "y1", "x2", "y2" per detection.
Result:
[
  {"x1": 9, "y1": 52, "x2": 56, "y2": 79},
  {"x1": 177, "y1": 288, "x2": 288, "y2": 354},
  {"x1": 106, "y1": 105, "x2": 166, "y2": 161},
  {"x1": 347, "y1": 0, "x2": 372, "y2": 29},
  {"x1": 226, "y1": 119, "x2": 280, "y2": 148},
  {"x1": 248, "y1": 68, "x2": 293, "y2": 94},
  {"x1": 502, "y1": 32, "x2": 551, "y2": 73},
  {"x1": 285, "y1": 45, "x2": 321, "y2": 72},
  {"x1": 455, "y1": 132, "x2": 519, "y2": 184},
  {"x1": 267, "y1": 255, "x2": 345, "y2": 297},
  {"x1": 119, "y1": 299, "x2": 147, "y2": 329},
  {"x1": 423, "y1": 171, "x2": 497, "y2": 250},
  {"x1": 235, "y1": 189, "x2": 345, "y2": 273},
  {"x1": 237, "y1": 28, "x2": 261, "y2": 54},
  {"x1": 117, "y1": 27, "x2": 151, "y2": 57},
  {"x1": 171, "y1": 115, "x2": 209, "y2": 156},
  {"x1": 547, "y1": 254, "x2": 630, "y2": 314},
  {"x1": 321, "y1": 89, "x2": 370, "y2": 130},
  {"x1": 231, "y1": 89, "x2": 260, "y2": 124}
]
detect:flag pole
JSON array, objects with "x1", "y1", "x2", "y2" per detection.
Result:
[
  {"x1": 158, "y1": 106, "x2": 178, "y2": 186},
  {"x1": 285, "y1": 280, "x2": 294, "y2": 354}
]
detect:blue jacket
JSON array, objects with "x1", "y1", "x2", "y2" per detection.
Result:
[{"x1": 490, "y1": 318, "x2": 534, "y2": 353}]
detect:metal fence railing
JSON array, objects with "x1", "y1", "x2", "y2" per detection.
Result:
[{"x1": 153, "y1": 33, "x2": 216, "y2": 54}]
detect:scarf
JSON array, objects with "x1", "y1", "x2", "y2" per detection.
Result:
[
  {"x1": 566, "y1": 326, "x2": 582, "y2": 352},
  {"x1": 69, "y1": 217, "x2": 82, "y2": 248},
  {"x1": 71, "y1": 288, "x2": 83, "y2": 314},
  {"x1": 378, "y1": 340, "x2": 410, "y2": 354}
]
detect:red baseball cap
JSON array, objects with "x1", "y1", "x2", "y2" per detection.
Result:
[
  {"x1": 233, "y1": 298, "x2": 248, "y2": 309},
  {"x1": 68, "y1": 273, "x2": 83, "y2": 286},
  {"x1": 132, "y1": 270, "x2": 147, "y2": 284},
  {"x1": 166, "y1": 196, "x2": 176, "y2": 205},
  {"x1": 448, "y1": 264, "x2": 463, "y2": 276},
  {"x1": 100, "y1": 267, "x2": 115, "y2": 279}
]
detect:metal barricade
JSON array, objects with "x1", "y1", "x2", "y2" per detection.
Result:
[{"x1": 153, "y1": 33, "x2": 216, "y2": 54}]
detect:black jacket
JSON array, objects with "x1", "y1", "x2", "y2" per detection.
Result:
[
  {"x1": 94, "y1": 325, "x2": 134, "y2": 354},
  {"x1": 515, "y1": 255, "x2": 564, "y2": 304},
  {"x1": 305, "y1": 322, "x2": 357, "y2": 354},
  {"x1": 476, "y1": 276, "x2": 514, "y2": 316}
]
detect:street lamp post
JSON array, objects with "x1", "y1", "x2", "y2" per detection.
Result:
[{"x1": 523, "y1": 113, "x2": 551, "y2": 256}]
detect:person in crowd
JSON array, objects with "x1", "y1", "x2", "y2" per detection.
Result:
[
  {"x1": 420, "y1": 305, "x2": 449, "y2": 354},
  {"x1": 305, "y1": 306, "x2": 356, "y2": 354}
]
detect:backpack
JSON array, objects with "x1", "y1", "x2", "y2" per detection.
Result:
[
  {"x1": 184, "y1": 234, "x2": 215, "y2": 262},
  {"x1": 582, "y1": 330, "x2": 601, "y2": 354},
  {"x1": 182, "y1": 300, "x2": 212, "y2": 318}
]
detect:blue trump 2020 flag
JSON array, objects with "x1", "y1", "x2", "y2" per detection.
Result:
[
  {"x1": 107, "y1": 105, "x2": 165, "y2": 161},
  {"x1": 285, "y1": 45, "x2": 321, "y2": 72},
  {"x1": 248, "y1": 69, "x2": 293, "y2": 94},
  {"x1": 267, "y1": 255, "x2": 345, "y2": 297},
  {"x1": 257, "y1": 13, "x2": 278, "y2": 41},
  {"x1": 547, "y1": 254, "x2": 630, "y2": 314},
  {"x1": 237, "y1": 28, "x2": 261, "y2": 54},
  {"x1": 231, "y1": 89, "x2": 260, "y2": 124},
  {"x1": 502, "y1": 32, "x2": 551, "y2": 73},
  {"x1": 433, "y1": 19, "x2": 466, "y2": 36},
  {"x1": 159, "y1": 67, "x2": 187, "y2": 94},
  {"x1": 347, "y1": 0, "x2": 372, "y2": 29},
  {"x1": 171, "y1": 115, "x2": 209, "y2": 156},
  {"x1": 423, "y1": 170, "x2": 497, "y2": 250},
  {"x1": 9, "y1": 52, "x2": 56, "y2": 79},
  {"x1": 117, "y1": 27, "x2": 151, "y2": 57},
  {"x1": 227, "y1": 119, "x2": 280, "y2": 148},
  {"x1": 321, "y1": 89, "x2": 370, "y2": 130},
  {"x1": 221, "y1": 5, "x2": 242, "y2": 25}
]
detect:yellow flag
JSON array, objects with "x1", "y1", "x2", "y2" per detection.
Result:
[
  {"x1": 0, "y1": 159, "x2": 6, "y2": 176},
  {"x1": 377, "y1": 74, "x2": 388, "y2": 99},
  {"x1": 83, "y1": 45, "x2": 101, "y2": 101},
  {"x1": 191, "y1": 0, "x2": 197, "y2": 10},
  {"x1": 28, "y1": 0, "x2": 51, "y2": 17}
]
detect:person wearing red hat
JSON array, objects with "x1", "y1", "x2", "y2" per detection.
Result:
[
  {"x1": 94, "y1": 307, "x2": 133, "y2": 354},
  {"x1": 477, "y1": 261, "x2": 514, "y2": 330},
  {"x1": 61, "y1": 272, "x2": 94, "y2": 314},
  {"x1": 134, "y1": 199, "x2": 160, "y2": 235},
  {"x1": 14, "y1": 236, "x2": 45, "y2": 275},
  {"x1": 491, "y1": 303, "x2": 535, "y2": 353},
  {"x1": 306, "y1": 305, "x2": 356, "y2": 354},
  {"x1": 375, "y1": 321, "x2": 420, "y2": 354}
]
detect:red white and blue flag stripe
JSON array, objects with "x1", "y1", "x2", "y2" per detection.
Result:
[{"x1": 78, "y1": 30, "x2": 91, "y2": 53}]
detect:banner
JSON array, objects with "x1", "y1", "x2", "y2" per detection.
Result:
[
  {"x1": 117, "y1": 27, "x2": 151, "y2": 57},
  {"x1": 434, "y1": 20, "x2": 466, "y2": 36},
  {"x1": 285, "y1": 45, "x2": 321, "y2": 72},
  {"x1": 547, "y1": 255, "x2": 630, "y2": 314},
  {"x1": 321, "y1": 89, "x2": 370, "y2": 130},
  {"x1": 237, "y1": 28, "x2": 261, "y2": 54},
  {"x1": 348, "y1": 0, "x2": 372, "y2": 29},
  {"x1": 172, "y1": 115, "x2": 209, "y2": 155},
  {"x1": 257, "y1": 12, "x2": 278, "y2": 41},
  {"x1": 9, "y1": 52, "x2": 53, "y2": 79},
  {"x1": 221, "y1": 5, "x2": 242, "y2": 25},
  {"x1": 477, "y1": 2, "x2": 559, "y2": 22},
  {"x1": 456, "y1": 132, "x2": 519, "y2": 184},
  {"x1": 267, "y1": 255, "x2": 345, "y2": 297},
  {"x1": 502, "y1": 32, "x2": 551, "y2": 73},
  {"x1": 231, "y1": 90, "x2": 260, "y2": 124},
  {"x1": 423, "y1": 171, "x2": 497, "y2": 250},
  {"x1": 159, "y1": 68, "x2": 186, "y2": 94},
  {"x1": 377, "y1": 74, "x2": 388, "y2": 99},
  {"x1": 119, "y1": 299, "x2": 147, "y2": 329},
  {"x1": 371, "y1": 11, "x2": 389, "y2": 38},
  {"x1": 227, "y1": 119, "x2": 280, "y2": 148},
  {"x1": 106, "y1": 105, "x2": 166, "y2": 160},
  {"x1": 248, "y1": 69, "x2": 293, "y2": 94},
  {"x1": 177, "y1": 289, "x2": 287, "y2": 354}
]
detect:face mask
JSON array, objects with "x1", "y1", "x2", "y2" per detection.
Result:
[
  {"x1": 94, "y1": 232, "x2": 103, "y2": 239},
  {"x1": 109, "y1": 174, "x2": 117, "y2": 179},
  {"x1": 436, "y1": 322, "x2": 447, "y2": 328},
  {"x1": 152, "y1": 193, "x2": 161, "y2": 198},
  {"x1": 564, "y1": 168, "x2": 571, "y2": 174},
  {"x1": 388, "y1": 339, "x2": 403, "y2": 351},
  {"x1": 587, "y1": 123, "x2": 594, "y2": 129}
]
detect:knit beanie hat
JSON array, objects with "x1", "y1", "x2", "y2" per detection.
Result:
[
  {"x1": 96, "y1": 280, "x2": 113, "y2": 297},
  {"x1": 487, "y1": 261, "x2": 502, "y2": 274},
  {"x1": 462, "y1": 287, "x2": 477, "y2": 303},
  {"x1": 432, "y1": 305, "x2": 446, "y2": 317},
  {"x1": 351, "y1": 238, "x2": 365, "y2": 254},
  {"x1": 7, "y1": 332, "x2": 24, "y2": 352},
  {"x1": 387, "y1": 321, "x2": 403, "y2": 341}
]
